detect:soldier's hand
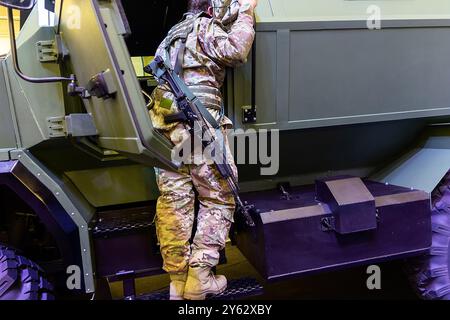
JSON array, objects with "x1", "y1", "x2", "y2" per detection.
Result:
[{"x1": 239, "y1": 0, "x2": 258, "y2": 10}]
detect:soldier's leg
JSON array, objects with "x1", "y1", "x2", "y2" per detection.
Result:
[
  {"x1": 190, "y1": 128, "x2": 237, "y2": 268},
  {"x1": 155, "y1": 166, "x2": 196, "y2": 274},
  {"x1": 183, "y1": 131, "x2": 237, "y2": 300},
  {"x1": 189, "y1": 162, "x2": 236, "y2": 267}
]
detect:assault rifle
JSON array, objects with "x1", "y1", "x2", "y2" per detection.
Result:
[{"x1": 146, "y1": 55, "x2": 255, "y2": 227}]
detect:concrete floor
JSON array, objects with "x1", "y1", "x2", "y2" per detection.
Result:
[{"x1": 109, "y1": 244, "x2": 419, "y2": 300}]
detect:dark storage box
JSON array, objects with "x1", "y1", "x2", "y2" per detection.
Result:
[{"x1": 236, "y1": 177, "x2": 431, "y2": 280}]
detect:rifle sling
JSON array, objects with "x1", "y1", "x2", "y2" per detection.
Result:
[{"x1": 172, "y1": 73, "x2": 221, "y2": 130}]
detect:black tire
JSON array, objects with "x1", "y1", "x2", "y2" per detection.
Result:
[
  {"x1": 407, "y1": 172, "x2": 450, "y2": 300},
  {"x1": 0, "y1": 245, "x2": 54, "y2": 300}
]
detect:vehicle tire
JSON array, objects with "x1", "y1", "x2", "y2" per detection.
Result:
[
  {"x1": 406, "y1": 172, "x2": 450, "y2": 300},
  {"x1": 0, "y1": 245, "x2": 54, "y2": 300}
]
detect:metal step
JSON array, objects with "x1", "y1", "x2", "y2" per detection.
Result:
[
  {"x1": 93, "y1": 206, "x2": 155, "y2": 237},
  {"x1": 133, "y1": 277, "x2": 263, "y2": 300}
]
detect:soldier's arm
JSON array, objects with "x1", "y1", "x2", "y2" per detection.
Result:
[
  {"x1": 198, "y1": 6, "x2": 256, "y2": 67},
  {"x1": 155, "y1": 38, "x2": 168, "y2": 62}
]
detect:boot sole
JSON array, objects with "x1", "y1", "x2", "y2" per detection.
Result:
[{"x1": 183, "y1": 285, "x2": 227, "y2": 300}]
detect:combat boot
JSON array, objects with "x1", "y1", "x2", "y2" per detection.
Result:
[
  {"x1": 183, "y1": 266, "x2": 227, "y2": 300},
  {"x1": 169, "y1": 273, "x2": 188, "y2": 300}
]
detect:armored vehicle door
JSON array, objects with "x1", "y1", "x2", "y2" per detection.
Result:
[{"x1": 57, "y1": 0, "x2": 175, "y2": 169}]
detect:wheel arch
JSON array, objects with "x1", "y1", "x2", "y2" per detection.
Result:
[
  {"x1": 0, "y1": 151, "x2": 95, "y2": 294},
  {"x1": 371, "y1": 126, "x2": 450, "y2": 194}
]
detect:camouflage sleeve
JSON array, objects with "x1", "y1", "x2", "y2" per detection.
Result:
[
  {"x1": 155, "y1": 38, "x2": 166, "y2": 58},
  {"x1": 198, "y1": 12, "x2": 255, "y2": 67}
]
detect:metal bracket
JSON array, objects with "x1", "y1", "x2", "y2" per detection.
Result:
[
  {"x1": 321, "y1": 210, "x2": 381, "y2": 233},
  {"x1": 47, "y1": 114, "x2": 98, "y2": 138},
  {"x1": 85, "y1": 69, "x2": 117, "y2": 99},
  {"x1": 320, "y1": 216, "x2": 335, "y2": 232},
  {"x1": 37, "y1": 40, "x2": 58, "y2": 63},
  {"x1": 242, "y1": 105, "x2": 257, "y2": 124},
  {"x1": 277, "y1": 182, "x2": 293, "y2": 200},
  {"x1": 37, "y1": 35, "x2": 70, "y2": 63},
  {"x1": 47, "y1": 116, "x2": 66, "y2": 138}
]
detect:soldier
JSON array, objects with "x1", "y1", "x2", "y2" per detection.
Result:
[{"x1": 149, "y1": 0, "x2": 258, "y2": 300}]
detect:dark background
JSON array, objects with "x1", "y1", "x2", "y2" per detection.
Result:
[
  {"x1": 122, "y1": 0, "x2": 188, "y2": 56},
  {"x1": 22, "y1": 0, "x2": 188, "y2": 56}
]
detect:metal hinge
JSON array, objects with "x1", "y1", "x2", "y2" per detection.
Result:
[
  {"x1": 37, "y1": 35, "x2": 69, "y2": 63},
  {"x1": 47, "y1": 116, "x2": 66, "y2": 138},
  {"x1": 47, "y1": 114, "x2": 98, "y2": 138},
  {"x1": 37, "y1": 40, "x2": 58, "y2": 62}
]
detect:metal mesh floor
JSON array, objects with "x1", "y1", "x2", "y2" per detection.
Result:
[{"x1": 134, "y1": 277, "x2": 263, "y2": 300}]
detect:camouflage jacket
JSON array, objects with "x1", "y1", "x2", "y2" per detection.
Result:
[{"x1": 150, "y1": 8, "x2": 255, "y2": 131}]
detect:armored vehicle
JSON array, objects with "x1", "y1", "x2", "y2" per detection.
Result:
[{"x1": 1, "y1": 0, "x2": 450, "y2": 300}]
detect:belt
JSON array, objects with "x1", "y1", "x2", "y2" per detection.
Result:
[{"x1": 189, "y1": 85, "x2": 223, "y2": 110}]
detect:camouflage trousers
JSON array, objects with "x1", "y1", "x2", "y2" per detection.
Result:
[{"x1": 154, "y1": 124, "x2": 237, "y2": 274}]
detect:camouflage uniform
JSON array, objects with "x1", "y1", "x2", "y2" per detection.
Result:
[{"x1": 151, "y1": 2, "x2": 255, "y2": 274}]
